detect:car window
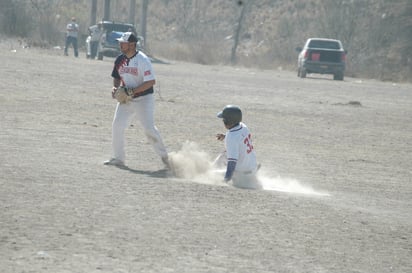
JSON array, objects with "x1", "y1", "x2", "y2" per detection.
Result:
[{"x1": 308, "y1": 40, "x2": 341, "y2": 49}]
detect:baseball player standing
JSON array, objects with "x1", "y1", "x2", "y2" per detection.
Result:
[
  {"x1": 104, "y1": 32, "x2": 169, "y2": 168},
  {"x1": 214, "y1": 105, "x2": 261, "y2": 189}
]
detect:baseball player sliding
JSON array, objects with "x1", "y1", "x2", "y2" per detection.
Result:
[
  {"x1": 214, "y1": 105, "x2": 261, "y2": 189},
  {"x1": 104, "y1": 32, "x2": 169, "y2": 168}
]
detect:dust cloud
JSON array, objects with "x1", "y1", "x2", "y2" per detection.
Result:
[
  {"x1": 168, "y1": 141, "x2": 329, "y2": 196},
  {"x1": 258, "y1": 173, "x2": 330, "y2": 196}
]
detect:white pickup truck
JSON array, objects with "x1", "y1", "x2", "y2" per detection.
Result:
[{"x1": 296, "y1": 38, "x2": 347, "y2": 81}]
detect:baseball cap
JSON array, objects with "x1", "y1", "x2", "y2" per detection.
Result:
[{"x1": 117, "y1": 32, "x2": 138, "y2": 43}]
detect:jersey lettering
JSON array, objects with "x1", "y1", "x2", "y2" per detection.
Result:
[
  {"x1": 244, "y1": 134, "x2": 254, "y2": 154},
  {"x1": 119, "y1": 67, "x2": 138, "y2": 75}
]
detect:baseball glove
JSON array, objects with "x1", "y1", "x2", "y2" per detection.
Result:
[{"x1": 114, "y1": 86, "x2": 132, "y2": 104}]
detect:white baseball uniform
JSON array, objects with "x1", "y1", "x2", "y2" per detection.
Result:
[
  {"x1": 110, "y1": 51, "x2": 168, "y2": 163},
  {"x1": 216, "y1": 122, "x2": 260, "y2": 189},
  {"x1": 225, "y1": 122, "x2": 257, "y2": 172}
]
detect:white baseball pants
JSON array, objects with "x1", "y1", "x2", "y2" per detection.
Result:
[
  {"x1": 232, "y1": 171, "x2": 262, "y2": 190},
  {"x1": 111, "y1": 93, "x2": 167, "y2": 162}
]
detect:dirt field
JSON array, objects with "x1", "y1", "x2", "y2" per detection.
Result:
[{"x1": 1, "y1": 42, "x2": 411, "y2": 273}]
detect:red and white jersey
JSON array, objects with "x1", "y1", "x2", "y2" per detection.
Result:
[
  {"x1": 225, "y1": 122, "x2": 257, "y2": 173},
  {"x1": 111, "y1": 51, "x2": 155, "y2": 89}
]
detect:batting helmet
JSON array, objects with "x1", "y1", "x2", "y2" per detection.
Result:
[{"x1": 217, "y1": 105, "x2": 242, "y2": 125}]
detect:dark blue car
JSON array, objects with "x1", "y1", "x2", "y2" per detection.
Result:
[{"x1": 86, "y1": 21, "x2": 137, "y2": 60}]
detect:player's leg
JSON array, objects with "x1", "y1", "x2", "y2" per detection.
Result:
[
  {"x1": 232, "y1": 172, "x2": 262, "y2": 190},
  {"x1": 212, "y1": 152, "x2": 227, "y2": 169},
  {"x1": 110, "y1": 103, "x2": 134, "y2": 163},
  {"x1": 135, "y1": 94, "x2": 168, "y2": 159}
]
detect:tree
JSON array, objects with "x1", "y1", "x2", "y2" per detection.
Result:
[{"x1": 231, "y1": 0, "x2": 249, "y2": 64}]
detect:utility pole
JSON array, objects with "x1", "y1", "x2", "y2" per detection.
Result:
[
  {"x1": 90, "y1": 0, "x2": 97, "y2": 25},
  {"x1": 103, "y1": 0, "x2": 110, "y2": 21},
  {"x1": 231, "y1": 1, "x2": 248, "y2": 65},
  {"x1": 140, "y1": 0, "x2": 149, "y2": 42},
  {"x1": 129, "y1": 0, "x2": 136, "y2": 25}
]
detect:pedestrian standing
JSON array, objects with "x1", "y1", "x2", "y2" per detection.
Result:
[
  {"x1": 64, "y1": 17, "x2": 79, "y2": 57},
  {"x1": 88, "y1": 22, "x2": 102, "y2": 59}
]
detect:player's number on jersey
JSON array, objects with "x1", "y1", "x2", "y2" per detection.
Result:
[{"x1": 244, "y1": 134, "x2": 254, "y2": 154}]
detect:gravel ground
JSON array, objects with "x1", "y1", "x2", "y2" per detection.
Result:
[{"x1": 0, "y1": 43, "x2": 411, "y2": 273}]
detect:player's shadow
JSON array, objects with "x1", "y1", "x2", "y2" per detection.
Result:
[{"x1": 122, "y1": 166, "x2": 171, "y2": 178}]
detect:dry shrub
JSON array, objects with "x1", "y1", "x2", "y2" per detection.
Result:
[{"x1": 152, "y1": 39, "x2": 229, "y2": 65}]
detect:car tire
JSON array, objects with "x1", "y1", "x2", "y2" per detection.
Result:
[
  {"x1": 97, "y1": 52, "x2": 103, "y2": 60},
  {"x1": 333, "y1": 73, "x2": 344, "y2": 81}
]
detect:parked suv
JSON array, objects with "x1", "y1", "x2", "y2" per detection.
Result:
[
  {"x1": 86, "y1": 21, "x2": 139, "y2": 60},
  {"x1": 296, "y1": 38, "x2": 347, "y2": 81}
]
